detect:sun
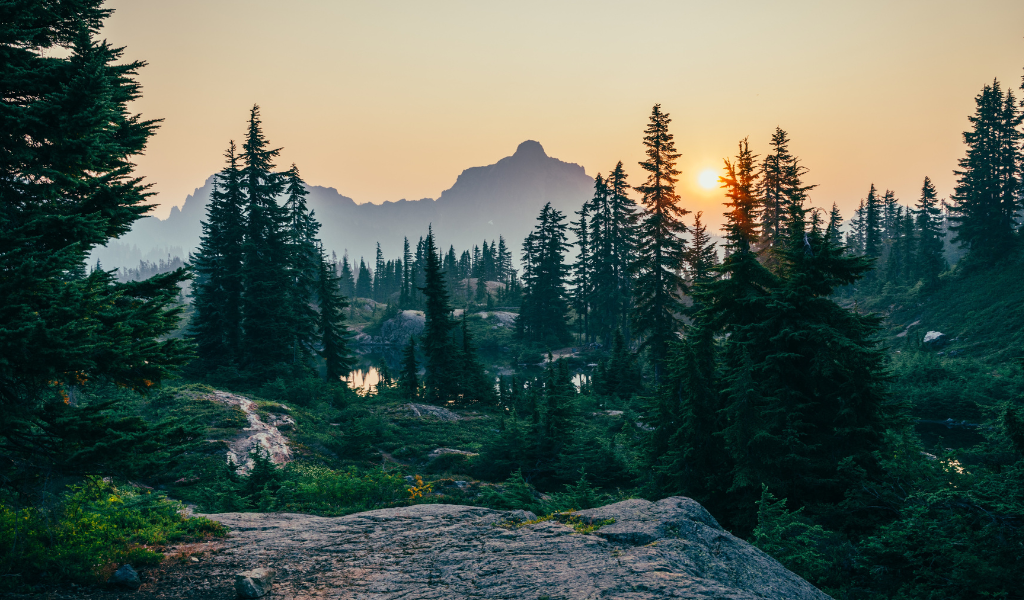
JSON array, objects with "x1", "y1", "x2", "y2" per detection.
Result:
[{"x1": 697, "y1": 168, "x2": 718, "y2": 190}]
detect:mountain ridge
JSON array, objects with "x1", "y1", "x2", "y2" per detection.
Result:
[{"x1": 94, "y1": 140, "x2": 593, "y2": 269}]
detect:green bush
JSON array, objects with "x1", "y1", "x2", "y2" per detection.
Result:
[{"x1": 0, "y1": 479, "x2": 225, "y2": 588}]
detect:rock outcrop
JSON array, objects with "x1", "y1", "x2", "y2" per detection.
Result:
[
  {"x1": 211, "y1": 391, "x2": 293, "y2": 474},
  {"x1": 49, "y1": 497, "x2": 830, "y2": 599}
]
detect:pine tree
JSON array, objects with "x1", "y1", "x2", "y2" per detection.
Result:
[
  {"x1": 1, "y1": 3, "x2": 192, "y2": 478},
  {"x1": 240, "y1": 105, "x2": 291, "y2": 371},
  {"x1": 455, "y1": 317, "x2": 494, "y2": 406},
  {"x1": 881, "y1": 190, "x2": 900, "y2": 242},
  {"x1": 571, "y1": 198, "x2": 593, "y2": 342},
  {"x1": 355, "y1": 258, "x2": 373, "y2": 299},
  {"x1": 949, "y1": 79, "x2": 1023, "y2": 258},
  {"x1": 316, "y1": 247, "x2": 353, "y2": 381},
  {"x1": 863, "y1": 183, "x2": 883, "y2": 258},
  {"x1": 606, "y1": 161, "x2": 638, "y2": 340},
  {"x1": 825, "y1": 203, "x2": 844, "y2": 248},
  {"x1": 682, "y1": 212, "x2": 718, "y2": 286},
  {"x1": 373, "y1": 243, "x2": 386, "y2": 302},
  {"x1": 420, "y1": 227, "x2": 459, "y2": 404},
  {"x1": 401, "y1": 338, "x2": 419, "y2": 400},
  {"x1": 715, "y1": 203, "x2": 886, "y2": 528},
  {"x1": 283, "y1": 164, "x2": 320, "y2": 366},
  {"x1": 191, "y1": 141, "x2": 246, "y2": 369},
  {"x1": 400, "y1": 237, "x2": 413, "y2": 307},
  {"x1": 632, "y1": 104, "x2": 689, "y2": 375},
  {"x1": 518, "y1": 203, "x2": 572, "y2": 345},
  {"x1": 720, "y1": 138, "x2": 761, "y2": 254},
  {"x1": 758, "y1": 128, "x2": 814, "y2": 255},
  {"x1": 914, "y1": 177, "x2": 947, "y2": 285}
]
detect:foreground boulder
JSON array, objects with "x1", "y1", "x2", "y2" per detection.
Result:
[
  {"x1": 107, "y1": 564, "x2": 141, "y2": 589},
  {"x1": 235, "y1": 567, "x2": 275, "y2": 598},
  {"x1": 193, "y1": 497, "x2": 828, "y2": 599}
]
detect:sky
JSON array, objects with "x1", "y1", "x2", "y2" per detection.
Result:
[{"x1": 103, "y1": 0, "x2": 1024, "y2": 230}]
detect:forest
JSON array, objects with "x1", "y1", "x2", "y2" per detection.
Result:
[{"x1": 2, "y1": 3, "x2": 1024, "y2": 599}]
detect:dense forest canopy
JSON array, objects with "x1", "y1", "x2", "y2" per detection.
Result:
[{"x1": 2, "y1": 3, "x2": 1024, "y2": 598}]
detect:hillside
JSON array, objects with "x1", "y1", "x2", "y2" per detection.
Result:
[{"x1": 93, "y1": 140, "x2": 593, "y2": 269}]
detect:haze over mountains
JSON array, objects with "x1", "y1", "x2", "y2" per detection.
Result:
[{"x1": 94, "y1": 140, "x2": 593, "y2": 270}]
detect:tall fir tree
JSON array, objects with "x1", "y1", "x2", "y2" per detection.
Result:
[
  {"x1": 400, "y1": 237, "x2": 413, "y2": 307},
  {"x1": 606, "y1": 161, "x2": 638, "y2": 340},
  {"x1": 355, "y1": 258, "x2": 373, "y2": 299},
  {"x1": 632, "y1": 104, "x2": 689, "y2": 375},
  {"x1": 420, "y1": 227, "x2": 459, "y2": 404},
  {"x1": 373, "y1": 243, "x2": 386, "y2": 302},
  {"x1": 571, "y1": 198, "x2": 593, "y2": 342},
  {"x1": 863, "y1": 183, "x2": 883, "y2": 258},
  {"x1": 401, "y1": 338, "x2": 419, "y2": 400},
  {"x1": 714, "y1": 203, "x2": 886, "y2": 530},
  {"x1": 518, "y1": 203, "x2": 572, "y2": 345},
  {"x1": 682, "y1": 212, "x2": 718, "y2": 287},
  {"x1": 240, "y1": 105, "x2": 291, "y2": 371},
  {"x1": 949, "y1": 79, "x2": 1023, "y2": 258},
  {"x1": 914, "y1": 176, "x2": 947, "y2": 285},
  {"x1": 315, "y1": 247, "x2": 353, "y2": 382},
  {"x1": 0, "y1": 2, "x2": 193, "y2": 479},
  {"x1": 339, "y1": 252, "x2": 356, "y2": 299},
  {"x1": 283, "y1": 164, "x2": 320, "y2": 367},
  {"x1": 190, "y1": 141, "x2": 246, "y2": 369},
  {"x1": 757, "y1": 128, "x2": 814, "y2": 256}
]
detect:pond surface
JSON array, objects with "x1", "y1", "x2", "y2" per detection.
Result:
[{"x1": 345, "y1": 354, "x2": 592, "y2": 394}]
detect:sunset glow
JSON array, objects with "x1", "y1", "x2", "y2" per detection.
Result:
[{"x1": 698, "y1": 169, "x2": 719, "y2": 190}]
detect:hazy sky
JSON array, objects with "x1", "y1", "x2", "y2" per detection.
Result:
[{"x1": 104, "y1": 0, "x2": 1024, "y2": 230}]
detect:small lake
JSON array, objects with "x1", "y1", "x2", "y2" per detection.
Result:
[{"x1": 346, "y1": 358, "x2": 592, "y2": 394}]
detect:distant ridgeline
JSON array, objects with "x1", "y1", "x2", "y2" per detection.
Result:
[{"x1": 92, "y1": 140, "x2": 593, "y2": 272}]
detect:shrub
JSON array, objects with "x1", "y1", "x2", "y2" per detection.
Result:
[{"x1": 0, "y1": 479, "x2": 225, "y2": 588}]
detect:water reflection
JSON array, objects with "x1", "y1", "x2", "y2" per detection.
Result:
[
  {"x1": 345, "y1": 364, "x2": 593, "y2": 394},
  {"x1": 346, "y1": 367, "x2": 381, "y2": 393}
]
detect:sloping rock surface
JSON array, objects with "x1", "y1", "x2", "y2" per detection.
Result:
[
  {"x1": 39, "y1": 497, "x2": 830, "y2": 599},
  {"x1": 53, "y1": 498, "x2": 825, "y2": 599},
  {"x1": 204, "y1": 498, "x2": 828, "y2": 599}
]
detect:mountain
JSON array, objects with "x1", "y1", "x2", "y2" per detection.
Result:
[{"x1": 93, "y1": 140, "x2": 594, "y2": 269}]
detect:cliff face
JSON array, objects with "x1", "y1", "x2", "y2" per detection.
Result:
[
  {"x1": 95, "y1": 140, "x2": 593, "y2": 270},
  {"x1": 64, "y1": 497, "x2": 830, "y2": 599}
]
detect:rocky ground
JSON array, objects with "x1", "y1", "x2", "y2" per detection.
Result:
[{"x1": 27, "y1": 497, "x2": 830, "y2": 599}]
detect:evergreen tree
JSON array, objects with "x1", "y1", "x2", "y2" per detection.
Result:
[
  {"x1": 632, "y1": 104, "x2": 689, "y2": 375},
  {"x1": 720, "y1": 138, "x2": 761, "y2": 254},
  {"x1": 825, "y1": 203, "x2": 844, "y2": 248},
  {"x1": 571, "y1": 198, "x2": 593, "y2": 342},
  {"x1": 863, "y1": 183, "x2": 883, "y2": 258},
  {"x1": 455, "y1": 317, "x2": 494, "y2": 406},
  {"x1": 949, "y1": 79, "x2": 1023, "y2": 258},
  {"x1": 420, "y1": 227, "x2": 459, "y2": 404},
  {"x1": 0, "y1": 3, "x2": 192, "y2": 479},
  {"x1": 401, "y1": 338, "x2": 419, "y2": 400},
  {"x1": 339, "y1": 252, "x2": 356, "y2": 299},
  {"x1": 400, "y1": 237, "x2": 413, "y2": 307},
  {"x1": 716, "y1": 204, "x2": 886, "y2": 528},
  {"x1": 881, "y1": 189, "x2": 900, "y2": 242},
  {"x1": 606, "y1": 161, "x2": 638, "y2": 340},
  {"x1": 316, "y1": 247, "x2": 353, "y2": 381},
  {"x1": 283, "y1": 164, "x2": 320, "y2": 366},
  {"x1": 190, "y1": 141, "x2": 246, "y2": 369},
  {"x1": 373, "y1": 243, "x2": 385, "y2": 302},
  {"x1": 682, "y1": 212, "x2": 718, "y2": 286},
  {"x1": 240, "y1": 105, "x2": 291, "y2": 371},
  {"x1": 757, "y1": 128, "x2": 814, "y2": 254},
  {"x1": 518, "y1": 203, "x2": 572, "y2": 345},
  {"x1": 355, "y1": 258, "x2": 373, "y2": 299},
  {"x1": 497, "y1": 236, "x2": 513, "y2": 284},
  {"x1": 914, "y1": 176, "x2": 947, "y2": 285}
]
